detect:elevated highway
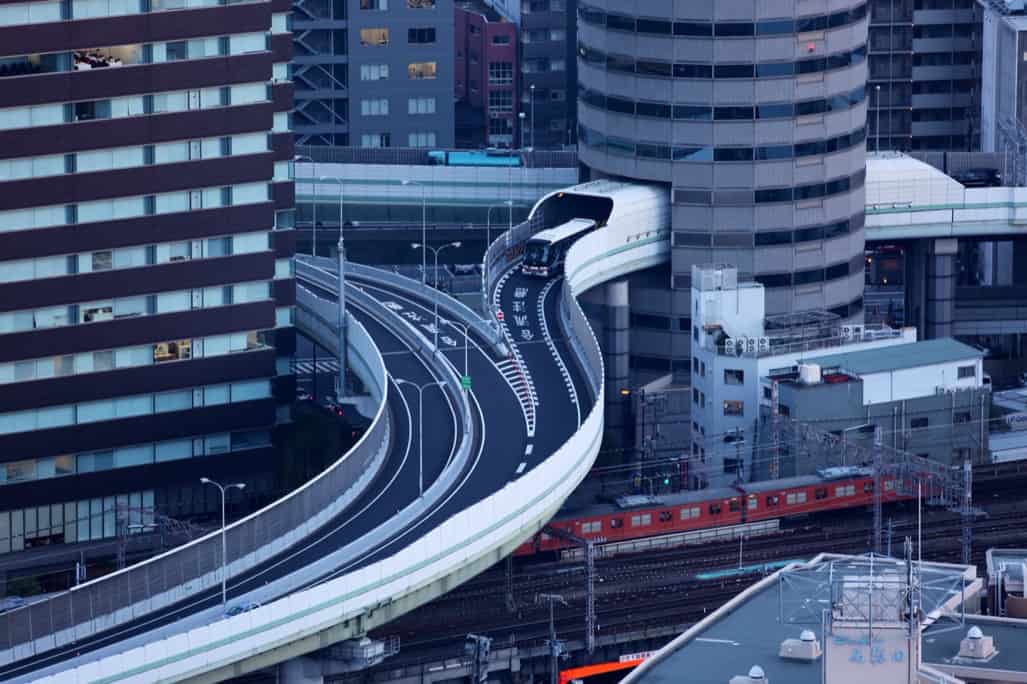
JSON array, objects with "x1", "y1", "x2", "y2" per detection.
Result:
[{"x1": 1, "y1": 179, "x2": 673, "y2": 683}]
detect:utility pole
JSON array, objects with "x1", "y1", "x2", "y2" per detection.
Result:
[
  {"x1": 536, "y1": 593, "x2": 567, "y2": 684},
  {"x1": 873, "y1": 426, "x2": 884, "y2": 555},
  {"x1": 961, "y1": 458, "x2": 973, "y2": 566},
  {"x1": 543, "y1": 525, "x2": 596, "y2": 653}
]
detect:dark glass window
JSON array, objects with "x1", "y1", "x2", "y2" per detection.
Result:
[
  {"x1": 715, "y1": 64, "x2": 754, "y2": 79},
  {"x1": 674, "y1": 22, "x2": 712, "y2": 36},
  {"x1": 757, "y1": 103, "x2": 793, "y2": 119},
  {"x1": 636, "y1": 18, "x2": 671, "y2": 34},
  {"x1": 716, "y1": 22, "x2": 754, "y2": 37},
  {"x1": 755, "y1": 188, "x2": 792, "y2": 203},
  {"x1": 755, "y1": 230, "x2": 792, "y2": 246},
  {"x1": 755, "y1": 273, "x2": 792, "y2": 287},
  {"x1": 606, "y1": 14, "x2": 635, "y2": 31},
  {"x1": 674, "y1": 105, "x2": 712, "y2": 120},
  {"x1": 637, "y1": 101, "x2": 671, "y2": 118},
  {"x1": 714, "y1": 148, "x2": 754, "y2": 162},
  {"x1": 715, "y1": 106, "x2": 754, "y2": 120},
  {"x1": 794, "y1": 268, "x2": 824, "y2": 285},
  {"x1": 674, "y1": 63, "x2": 713, "y2": 79}
]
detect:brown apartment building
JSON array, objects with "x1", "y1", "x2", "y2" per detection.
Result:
[{"x1": 0, "y1": 0, "x2": 296, "y2": 558}]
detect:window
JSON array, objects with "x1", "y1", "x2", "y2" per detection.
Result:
[
  {"x1": 630, "y1": 513, "x2": 651, "y2": 527},
  {"x1": 954, "y1": 411, "x2": 972, "y2": 424},
  {"x1": 492, "y1": 34, "x2": 510, "y2": 45},
  {"x1": 766, "y1": 495, "x2": 779, "y2": 506},
  {"x1": 153, "y1": 339, "x2": 191, "y2": 363},
  {"x1": 610, "y1": 517, "x2": 623, "y2": 529},
  {"x1": 408, "y1": 61, "x2": 436, "y2": 79},
  {"x1": 360, "y1": 98, "x2": 389, "y2": 116},
  {"x1": 724, "y1": 369, "x2": 744, "y2": 385},
  {"x1": 910, "y1": 417, "x2": 929, "y2": 429},
  {"x1": 408, "y1": 27, "x2": 435, "y2": 43},
  {"x1": 360, "y1": 28, "x2": 389, "y2": 46},
  {"x1": 708, "y1": 503, "x2": 722, "y2": 515},
  {"x1": 957, "y1": 364, "x2": 975, "y2": 379},
  {"x1": 408, "y1": 96, "x2": 436, "y2": 114},
  {"x1": 360, "y1": 0, "x2": 387, "y2": 8},
  {"x1": 488, "y1": 89, "x2": 512, "y2": 113},
  {"x1": 360, "y1": 133, "x2": 390, "y2": 148},
  {"x1": 815, "y1": 487, "x2": 828, "y2": 500},
  {"x1": 360, "y1": 64, "x2": 389, "y2": 80},
  {"x1": 407, "y1": 0, "x2": 434, "y2": 5},
  {"x1": 407, "y1": 131, "x2": 436, "y2": 147},
  {"x1": 723, "y1": 400, "x2": 743, "y2": 416},
  {"x1": 488, "y1": 62, "x2": 513, "y2": 84}
]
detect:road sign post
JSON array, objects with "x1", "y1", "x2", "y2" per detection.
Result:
[{"x1": 461, "y1": 375, "x2": 472, "y2": 390}]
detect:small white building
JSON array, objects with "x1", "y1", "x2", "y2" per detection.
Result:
[{"x1": 689, "y1": 264, "x2": 919, "y2": 488}]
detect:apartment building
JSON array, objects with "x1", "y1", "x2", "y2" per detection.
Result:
[
  {"x1": 293, "y1": 0, "x2": 455, "y2": 148},
  {"x1": 455, "y1": 0, "x2": 518, "y2": 148},
  {"x1": 0, "y1": 0, "x2": 296, "y2": 554}
]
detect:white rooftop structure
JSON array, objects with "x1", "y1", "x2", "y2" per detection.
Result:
[{"x1": 865, "y1": 153, "x2": 966, "y2": 209}]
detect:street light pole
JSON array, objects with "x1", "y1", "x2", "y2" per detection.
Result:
[
  {"x1": 394, "y1": 378, "x2": 446, "y2": 496},
  {"x1": 411, "y1": 241, "x2": 462, "y2": 350},
  {"x1": 200, "y1": 477, "x2": 246, "y2": 609},
  {"x1": 529, "y1": 84, "x2": 535, "y2": 150},
  {"x1": 323, "y1": 177, "x2": 348, "y2": 396},
  {"x1": 402, "y1": 180, "x2": 429, "y2": 285}
]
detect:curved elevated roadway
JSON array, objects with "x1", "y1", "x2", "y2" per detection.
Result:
[{"x1": 5, "y1": 178, "x2": 669, "y2": 683}]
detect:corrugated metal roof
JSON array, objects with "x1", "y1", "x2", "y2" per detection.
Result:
[{"x1": 803, "y1": 337, "x2": 982, "y2": 375}]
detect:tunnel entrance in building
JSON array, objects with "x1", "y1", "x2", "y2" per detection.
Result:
[{"x1": 533, "y1": 192, "x2": 615, "y2": 231}]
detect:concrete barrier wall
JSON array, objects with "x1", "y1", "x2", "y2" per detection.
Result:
[{"x1": 0, "y1": 303, "x2": 391, "y2": 670}]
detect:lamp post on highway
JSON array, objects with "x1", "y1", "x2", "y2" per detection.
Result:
[
  {"x1": 200, "y1": 477, "x2": 246, "y2": 609},
  {"x1": 402, "y1": 179, "x2": 429, "y2": 285},
  {"x1": 529, "y1": 84, "x2": 535, "y2": 150},
  {"x1": 394, "y1": 378, "x2": 446, "y2": 497},
  {"x1": 411, "y1": 241, "x2": 461, "y2": 350},
  {"x1": 322, "y1": 176, "x2": 348, "y2": 396}
]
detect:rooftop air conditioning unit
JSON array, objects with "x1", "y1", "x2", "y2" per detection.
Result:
[
  {"x1": 779, "y1": 630, "x2": 822, "y2": 662},
  {"x1": 798, "y1": 363, "x2": 822, "y2": 385},
  {"x1": 958, "y1": 626, "x2": 996, "y2": 660},
  {"x1": 729, "y1": 665, "x2": 768, "y2": 684},
  {"x1": 724, "y1": 338, "x2": 736, "y2": 355}
]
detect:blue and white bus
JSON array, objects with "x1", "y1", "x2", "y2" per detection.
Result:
[{"x1": 521, "y1": 218, "x2": 597, "y2": 277}]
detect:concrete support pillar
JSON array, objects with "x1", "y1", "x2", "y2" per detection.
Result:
[
  {"x1": 279, "y1": 656, "x2": 325, "y2": 684},
  {"x1": 602, "y1": 279, "x2": 631, "y2": 452},
  {"x1": 906, "y1": 238, "x2": 957, "y2": 340},
  {"x1": 925, "y1": 238, "x2": 958, "y2": 340}
]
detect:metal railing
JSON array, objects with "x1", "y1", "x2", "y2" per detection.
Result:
[{"x1": 0, "y1": 305, "x2": 392, "y2": 668}]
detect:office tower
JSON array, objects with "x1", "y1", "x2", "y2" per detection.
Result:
[
  {"x1": 868, "y1": 0, "x2": 980, "y2": 152},
  {"x1": 521, "y1": 0, "x2": 575, "y2": 149},
  {"x1": 293, "y1": 0, "x2": 455, "y2": 148},
  {"x1": 577, "y1": 0, "x2": 869, "y2": 375},
  {"x1": 0, "y1": 0, "x2": 295, "y2": 554},
  {"x1": 455, "y1": 0, "x2": 518, "y2": 148}
]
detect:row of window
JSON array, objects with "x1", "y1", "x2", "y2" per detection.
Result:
[
  {"x1": 751, "y1": 255, "x2": 865, "y2": 289},
  {"x1": 579, "y1": 2, "x2": 866, "y2": 36},
  {"x1": 0, "y1": 181, "x2": 270, "y2": 234},
  {"x1": 0, "y1": 0, "x2": 262, "y2": 28},
  {"x1": 0, "y1": 379, "x2": 271, "y2": 435},
  {"x1": 578, "y1": 2, "x2": 867, "y2": 37},
  {"x1": 359, "y1": 0, "x2": 436, "y2": 9},
  {"x1": 670, "y1": 169, "x2": 866, "y2": 206},
  {"x1": 578, "y1": 121, "x2": 866, "y2": 163},
  {"x1": 673, "y1": 214, "x2": 865, "y2": 249},
  {"x1": 359, "y1": 96, "x2": 438, "y2": 116},
  {"x1": 0, "y1": 491, "x2": 155, "y2": 554},
  {"x1": 0, "y1": 232, "x2": 269, "y2": 284},
  {"x1": 0, "y1": 133, "x2": 268, "y2": 183},
  {"x1": 359, "y1": 132, "x2": 437, "y2": 148},
  {"x1": 1, "y1": 429, "x2": 269, "y2": 494},
  {"x1": 0, "y1": 281, "x2": 271, "y2": 335},
  {"x1": 578, "y1": 43, "x2": 868, "y2": 80},
  {"x1": 579, "y1": 84, "x2": 867, "y2": 123},
  {"x1": 358, "y1": 27, "x2": 438, "y2": 46},
  {"x1": 0, "y1": 81, "x2": 270, "y2": 132},
  {"x1": 579, "y1": 481, "x2": 891, "y2": 532},
  {"x1": 0, "y1": 330, "x2": 264, "y2": 385},
  {"x1": 1, "y1": 32, "x2": 267, "y2": 80}
]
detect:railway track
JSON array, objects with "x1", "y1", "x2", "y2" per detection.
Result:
[{"x1": 366, "y1": 511, "x2": 1027, "y2": 666}]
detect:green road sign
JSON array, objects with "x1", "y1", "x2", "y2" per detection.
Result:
[{"x1": 461, "y1": 375, "x2": 472, "y2": 390}]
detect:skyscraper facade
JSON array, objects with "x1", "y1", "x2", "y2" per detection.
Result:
[
  {"x1": 293, "y1": 0, "x2": 456, "y2": 148},
  {"x1": 867, "y1": 0, "x2": 980, "y2": 152},
  {"x1": 577, "y1": 0, "x2": 869, "y2": 373},
  {"x1": 0, "y1": 0, "x2": 295, "y2": 554}
]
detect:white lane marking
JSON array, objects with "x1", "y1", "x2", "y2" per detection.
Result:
[
  {"x1": 524, "y1": 444, "x2": 533, "y2": 456},
  {"x1": 515, "y1": 462, "x2": 526, "y2": 474},
  {"x1": 539, "y1": 277, "x2": 581, "y2": 427},
  {"x1": 695, "y1": 638, "x2": 740, "y2": 646}
]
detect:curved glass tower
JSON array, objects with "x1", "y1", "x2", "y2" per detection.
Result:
[{"x1": 577, "y1": 0, "x2": 868, "y2": 321}]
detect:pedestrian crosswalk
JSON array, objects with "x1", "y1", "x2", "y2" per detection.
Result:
[{"x1": 293, "y1": 358, "x2": 341, "y2": 375}]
